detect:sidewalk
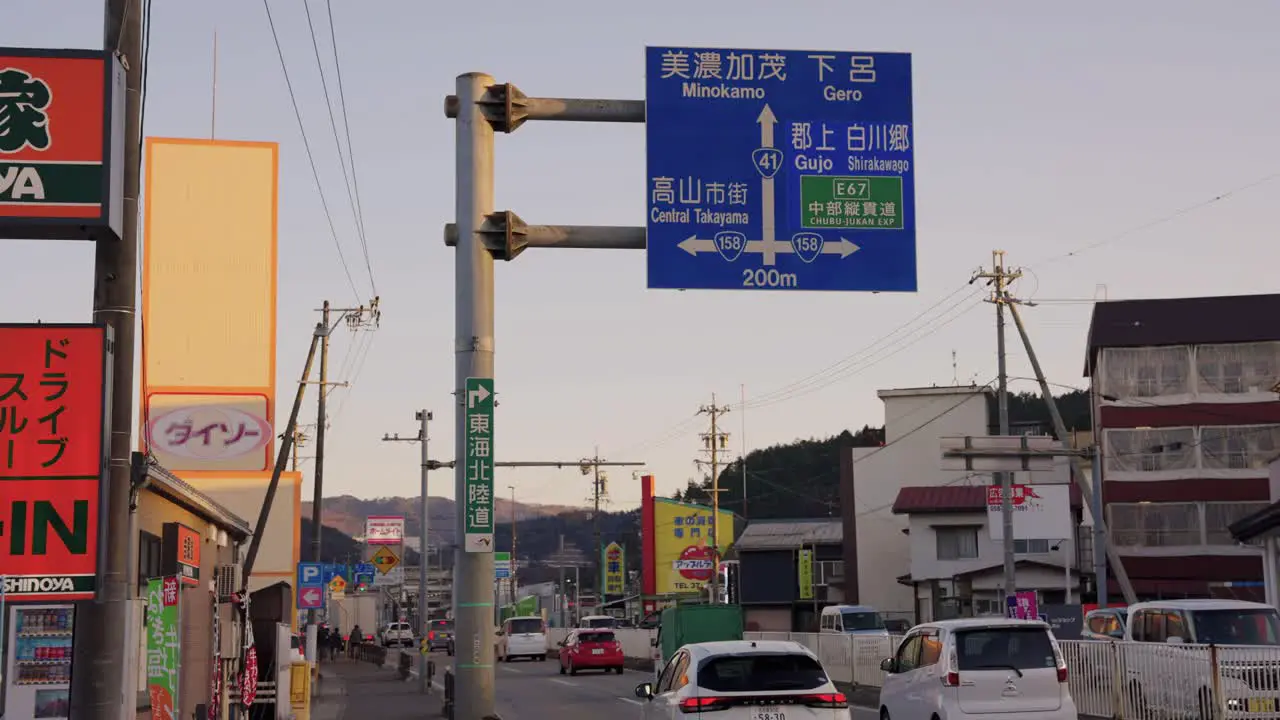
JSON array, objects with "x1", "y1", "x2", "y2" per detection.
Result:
[{"x1": 313, "y1": 656, "x2": 444, "y2": 720}]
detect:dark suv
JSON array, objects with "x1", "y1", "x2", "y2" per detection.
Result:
[{"x1": 427, "y1": 619, "x2": 454, "y2": 653}]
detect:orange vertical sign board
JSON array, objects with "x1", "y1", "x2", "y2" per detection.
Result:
[{"x1": 0, "y1": 324, "x2": 109, "y2": 600}]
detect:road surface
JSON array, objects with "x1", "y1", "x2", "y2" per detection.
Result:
[{"x1": 412, "y1": 651, "x2": 881, "y2": 720}]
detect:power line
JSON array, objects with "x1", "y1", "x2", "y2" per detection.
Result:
[
  {"x1": 259, "y1": 0, "x2": 363, "y2": 302},
  {"x1": 325, "y1": 0, "x2": 375, "y2": 295},
  {"x1": 299, "y1": 0, "x2": 371, "y2": 293}
]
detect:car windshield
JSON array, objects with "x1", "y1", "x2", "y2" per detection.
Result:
[
  {"x1": 432, "y1": 621, "x2": 452, "y2": 631},
  {"x1": 1192, "y1": 609, "x2": 1280, "y2": 646},
  {"x1": 697, "y1": 653, "x2": 828, "y2": 692},
  {"x1": 508, "y1": 618, "x2": 543, "y2": 634},
  {"x1": 955, "y1": 627, "x2": 1056, "y2": 671},
  {"x1": 841, "y1": 611, "x2": 885, "y2": 631},
  {"x1": 585, "y1": 617, "x2": 615, "y2": 628},
  {"x1": 579, "y1": 631, "x2": 616, "y2": 643}
]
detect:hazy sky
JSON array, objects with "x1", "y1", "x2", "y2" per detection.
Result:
[{"x1": 4, "y1": 0, "x2": 1279, "y2": 511}]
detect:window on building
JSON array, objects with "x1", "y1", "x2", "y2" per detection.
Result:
[
  {"x1": 137, "y1": 531, "x2": 162, "y2": 589},
  {"x1": 1104, "y1": 427, "x2": 1196, "y2": 473},
  {"x1": 1100, "y1": 346, "x2": 1192, "y2": 398},
  {"x1": 935, "y1": 526, "x2": 979, "y2": 561},
  {"x1": 1014, "y1": 539, "x2": 1051, "y2": 554},
  {"x1": 1109, "y1": 502, "x2": 1202, "y2": 547},
  {"x1": 1201, "y1": 425, "x2": 1280, "y2": 471},
  {"x1": 1197, "y1": 342, "x2": 1280, "y2": 395},
  {"x1": 1205, "y1": 502, "x2": 1270, "y2": 545}
]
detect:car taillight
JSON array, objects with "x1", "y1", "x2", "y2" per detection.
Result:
[
  {"x1": 1050, "y1": 634, "x2": 1068, "y2": 682},
  {"x1": 428, "y1": 631, "x2": 435, "y2": 640},
  {"x1": 943, "y1": 671, "x2": 960, "y2": 687},
  {"x1": 1057, "y1": 665, "x2": 1068, "y2": 682},
  {"x1": 799, "y1": 693, "x2": 848, "y2": 708},
  {"x1": 614, "y1": 641, "x2": 622, "y2": 651},
  {"x1": 678, "y1": 697, "x2": 729, "y2": 713}
]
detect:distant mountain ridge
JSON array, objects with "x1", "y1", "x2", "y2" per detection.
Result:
[{"x1": 303, "y1": 494, "x2": 578, "y2": 540}]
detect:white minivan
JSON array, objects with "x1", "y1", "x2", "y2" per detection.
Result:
[
  {"x1": 820, "y1": 604, "x2": 890, "y2": 636},
  {"x1": 878, "y1": 618, "x2": 1077, "y2": 720},
  {"x1": 497, "y1": 616, "x2": 548, "y2": 662}
]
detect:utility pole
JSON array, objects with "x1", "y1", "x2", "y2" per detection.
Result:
[
  {"x1": 579, "y1": 449, "x2": 611, "y2": 609},
  {"x1": 698, "y1": 396, "x2": 731, "y2": 605},
  {"x1": 72, "y1": 0, "x2": 142, "y2": 716},
  {"x1": 381, "y1": 410, "x2": 432, "y2": 694},
  {"x1": 972, "y1": 251, "x2": 1021, "y2": 611},
  {"x1": 309, "y1": 299, "x2": 377, "y2": 626}
]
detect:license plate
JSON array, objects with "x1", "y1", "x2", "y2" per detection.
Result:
[
  {"x1": 750, "y1": 708, "x2": 785, "y2": 720},
  {"x1": 1248, "y1": 698, "x2": 1277, "y2": 713},
  {"x1": 592, "y1": 649, "x2": 604, "y2": 655}
]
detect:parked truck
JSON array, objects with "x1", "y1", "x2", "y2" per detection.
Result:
[
  {"x1": 329, "y1": 593, "x2": 379, "y2": 645},
  {"x1": 649, "y1": 604, "x2": 744, "y2": 679}
]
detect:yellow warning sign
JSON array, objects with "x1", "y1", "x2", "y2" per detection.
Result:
[
  {"x1": 328, "y1": 575, "x2": 347, "y2": 594},
  {"x1": 371, "y1": 545, "x2": 400, "y2": 575}
]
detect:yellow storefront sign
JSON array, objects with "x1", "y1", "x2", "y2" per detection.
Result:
[
  {"x1": 652, "y1": 498, "x2": 735, "y2": 594},
  {"x1": 798, "y1": 549, "x2": 814, "y2": 600}
]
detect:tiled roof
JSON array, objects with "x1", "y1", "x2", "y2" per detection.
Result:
[
  {"x1": 891, "y1": 484, "x2": 1081, "y2": 515},
  {"x1": 735, "y1": 520, "x2": 842, "y2": 551},
  {"x1": 1085, "y1": 294, "x2": 1280, "y2": 375}
]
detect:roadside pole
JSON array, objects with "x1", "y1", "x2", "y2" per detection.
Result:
[
  {"x1": 417, "y1": 410, "x2": 431, "y2": 694},
  {"x1": 72, "y1": 0, "x2": 141, "y2": 716},
  {"x1": 454, "y1": 73, "x2": 497, "y2": 720}
]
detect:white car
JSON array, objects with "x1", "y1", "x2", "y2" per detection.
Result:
[
  {"x1": 634, "y1": 640, "x2": 851, "y2": 720},
  {"x1": 878, "y1": 618, "x2": 1076, "y2": 720},
  {"x1": 496, "y1": 616, "x2": 548, "y2": 662},
  {"x1": 379, "y1": 621, "x2": 413, "y2": 648}
]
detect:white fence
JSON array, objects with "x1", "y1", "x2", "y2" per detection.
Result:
[{"x1": 544, "y1": 628, "x2": 1280, "y2": 719}]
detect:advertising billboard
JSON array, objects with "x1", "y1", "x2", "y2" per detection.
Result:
[
  {"x1": 0, "y1": 48, "x2": 124, "y2": 241},
  {"x1": 365, "y1": 516, "x2": 405, "y2": 545},
  {"x1": 651, "y1": 497, "x2": 735, "y2": 595},
  {"x1": 603, "y1": 542, "x2": 625, "y2": 596},
  {"x1": 0, "y1": 324, "x2": 110, "y2": 601},
  {"x1": 141, "y1": 138, "x2": 278, "y2": 472},
  {"x1": 987, "y1": 484, "x2": 1072, "y2": 541}
]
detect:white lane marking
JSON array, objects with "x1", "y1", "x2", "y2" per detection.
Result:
[
  {"x1": 618, "y1": 698, "x2": 644, "y2": 706},
  {"x1": 550, "y1": 678, "x2": 576, "y2": 687},
  {"x1": 500, "y1": 665, "x2": 523, "y2": 673}
]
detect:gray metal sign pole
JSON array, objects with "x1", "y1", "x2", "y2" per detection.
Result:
[
  {"x1": 454, "y1": 72, "x2": 497, "y2": 720},
  {"x1": 447, "y1": 73, "x2": 645, "y2": 720}
]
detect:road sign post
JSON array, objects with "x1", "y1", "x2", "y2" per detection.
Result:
[
  {"x1": 494, "y1": 552, "x2": 511, "y2": 580},
  {"x1": 645, "y1": 47, "x2": 916, "y2": 292},
  {"x1": 297, "y1": 562, "x2": 326, "y2": 612},
  {"x1": 463, "y1": 377, "x2": 496, "y2": 553}
]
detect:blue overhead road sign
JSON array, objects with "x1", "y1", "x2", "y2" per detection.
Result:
[{"x1": 645, "y1": 47, "x2": 916, "y2": 292}]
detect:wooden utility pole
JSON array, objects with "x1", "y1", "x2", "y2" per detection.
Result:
[
  {"x1": 71, "y1": 1, "x2": 142, "y2": 716},
  {"x1": 698, "y1": 396, "x2": 731, "y2": 604},
  {"x1": 972, "y1": 251, "x2": 1022, "y2": 607}
]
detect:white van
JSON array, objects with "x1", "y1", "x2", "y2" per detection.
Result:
[
  {"x1": 497, "y1": 616, "x2": 548, "y2": 662},
  {"x1": 1121, "y1": 599, "x2": 1280, "y2": 717},
  {"x1": 579, "y1": 615, "x2": 617, "y2": 629},
  {"x1": 820, "y1": 604, "x2": 890, "y2": 636}
]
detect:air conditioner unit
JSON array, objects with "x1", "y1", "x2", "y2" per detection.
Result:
[{"x1": 216, "y1": 564, "x2": 242, "y2": 601}]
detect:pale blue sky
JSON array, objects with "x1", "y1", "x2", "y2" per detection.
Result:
[{"x1": 4, "y1": 0, "x2": 1278, "y2": 511}]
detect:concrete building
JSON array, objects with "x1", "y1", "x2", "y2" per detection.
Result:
[
  {"x1": 838, "y1": 384, "x2": 1078, "y2": 618},
  {"x1": 891, "y1": 484, "x2": 1087, "y2": 622},
  {"x1": 1085, "y1": 294, "x2": 1280, "y2": 600}
]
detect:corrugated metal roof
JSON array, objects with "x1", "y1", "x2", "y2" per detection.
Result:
[
  {"x1": 892, "y1": 484, "x2": 1081, "y2": 515},
  {"x1": 734, "y1": 520, "x2": 842, "y2": 550}
]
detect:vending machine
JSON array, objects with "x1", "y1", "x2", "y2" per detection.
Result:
[{"x1": 5, "y1": 605, "x2": 74, "y2": 720}]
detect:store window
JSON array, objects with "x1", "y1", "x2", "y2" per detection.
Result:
[{"x1": 138, "y1": 531, "x2": 161, "y2": 589}]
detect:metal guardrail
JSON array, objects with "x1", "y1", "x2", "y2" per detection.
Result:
[{"x1": 746, "y1": 631, "x2": 1280, "y2": 720}]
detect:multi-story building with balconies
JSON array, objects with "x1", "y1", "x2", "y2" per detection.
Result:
[{"x1": 1084, "y1": 293, "x2": 1280, "y2": 600}]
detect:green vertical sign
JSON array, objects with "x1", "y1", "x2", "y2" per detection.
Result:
[
  {"x1": 797, "y1": 549, "x2": 814, "y2": 601},
  {"x1": 146, "y1": 576, "x2": 181, "y2": 716},
  {"x1": 464, "y1": 377, "x2": 495, "y2": 553}
]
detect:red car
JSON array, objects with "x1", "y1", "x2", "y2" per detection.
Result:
[{"x1": 558, "y1": 629, "x2": 624, "y2": 675}]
